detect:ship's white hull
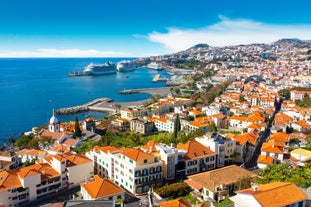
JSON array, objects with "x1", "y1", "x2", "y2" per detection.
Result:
[{"x1": 117, "y1": 60, "x2": 137, "y2": 72}]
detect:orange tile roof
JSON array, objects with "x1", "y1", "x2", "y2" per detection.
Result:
[
  {"x1": 269, "y1": 132, "x2": 290, "y2": 143},
  {"x1": 121, "y1": 148, "x2": 155, "y2": 161},
  {"x1": 141, "y1": 140, "x2": 158, "y2": 153},
  {"x1": 261, "y1": 141, "x2": 284, "y2": 154},
  {"x1": 177, "y1": 141, "x2": 216, "y2": 160},
  {"x1": 212, "y1": 113, "x2": 226, "y2": 119},
  {"x1": 188, "y1": 165, "x2": 257, "y2": 193},
  {"x1": 248, "y1": 123, "x2": 261, "y2": 129},
  {"x1": 230, "y1": 115, "x2": 248, "y2": 121},
  {"x1": 62, "y1": 138, "x2": 79, "y2": 147},
  {"x1": 298, "y1": 120, "x2": 311, "y2": 127},
  {"x1": 97, "y1": 146, "x2": 121, "y2": 154},
  {"x1": 45, "y1": 152, "x2": 92, "y2": 166},
  {"x1": 234, "y1": 132, "x2": 257, "y2": 146},
  {"x1": 257, "y1": 155, "x2": 274, "y2": 165},
  {"x1": 0, "y1": 163, "x2": 60, "y2": 192},
  {"x1": 16, "y1": 149, "x2": 47, "y2": 157},
  {"x1": 48, "y1": 144, "x2": 70, "y2": 153},
  {"x1": 81, "y1": 175, "x2": 124, "y2": 199},
  {"x1": 238, "y1": 182, "x2": 307, "y2": 207},
  {"x1": 40, "y1": 129, "x2": 65, "y2": 140},
  {"x1": 189, "y1": 109, "x2": 202, "y2": 116},
  {"x1": 159, "y1": 199, "x2": 192, "y2": 207},
  {"x1": 184, "y1": 179, "x2": 203, "y2": 191}
]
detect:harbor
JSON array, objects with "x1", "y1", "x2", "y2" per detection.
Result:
[{"x1": 55, "y1": 87, "x2": 172, "y2": 115}]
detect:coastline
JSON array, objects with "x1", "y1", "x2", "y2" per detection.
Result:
[{"x1": 55, "y1": 87, "x2": 172, "y2": 116}]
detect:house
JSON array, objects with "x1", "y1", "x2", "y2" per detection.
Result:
[
  {"x1": 230, "y1": 182, "x2": 307, "y2": 207},
  {"x1": 120, "y1": 107, "x2": 147, "y2": 120},
  {"x1": 185, "y1": 165, "x2": 257, "y2": 202},
  {"x1": 290, "y1": 90, "x2": 311, "y2": 101},
  {"x1": 196, "y1": 132, "x2": 236, "y2": 167},
  {"x1": 0, "y1": 163, "x2": 61, "y2": 206},
  {"x1": 177, "y1": 141, "x2": 216, "y2": 176},
  {"x1": 154, "y1": 117, "x2": 174, "y2": 133},
  {"x1": 159, "y1": 198, "x2": 208, "y2": 207},
  {"x1": 0, "y1": 151, "x2": 19, "y2": 170},
  {"x1": 80, "y1": 175, "x2": 125, "y2": 201},
  {"x1": 187, "y1": 116, "x2": 213, "y2": 133},
  {"x1": 290, "y1": 148, "x2": 311, "y2": 163},
  {"x1": 130, "y1": 117, "x2": 154, "y2": 135},
  {"x1": 16, "y1": 149, "x2": 48, "y2": 164},
  {"x1": 82, "y1": 117, "x2": 96, "y2": 132},
  {"x1": 232, "y1": 129, "x2": 259, "y2": 163},
  {"x1": 257, "y1": 140, "x2": 288, "y2": 169},
  {"x1": 140, "y1": 141, "x2": 186, "y2": 180},
  {"x1": 42, "y1": 152, "x2": 93, "y2": 188}
]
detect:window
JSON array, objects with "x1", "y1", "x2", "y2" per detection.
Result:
[
  {"x1": 129, "y1": 159, "x2": 133, "y2": 164},
  {"x1": 144, "y1": 159, "x2": 147, "y2": 163}
]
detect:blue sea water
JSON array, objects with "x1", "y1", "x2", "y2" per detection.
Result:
[{"x1": 0, "y1": 58, "x2": 169, "y2": 145}]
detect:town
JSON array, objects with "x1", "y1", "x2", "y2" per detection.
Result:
[{"x1": 0, "y1": 38, "x2": 311, "y2": 207}]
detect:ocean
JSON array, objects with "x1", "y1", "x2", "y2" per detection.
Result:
[{"x1": 0, "y1": 58, "x2": 169, "y2": 145}]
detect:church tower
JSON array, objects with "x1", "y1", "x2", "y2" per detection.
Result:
[{"x1": 49, "y1": 110, "x2": 60, "y2": 133}]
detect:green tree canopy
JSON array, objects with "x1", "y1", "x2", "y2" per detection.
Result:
[
  {"x1": 74, "y1": 117, "x2": 82, "y2": 137},
  {"x1": 257, "y1": 163, "x2": 311, "y2": 188},
  {"x1": 15, "y1": 134, "x2": 34, "y2": 149}
]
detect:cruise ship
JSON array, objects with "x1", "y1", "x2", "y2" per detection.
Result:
[
  {"x1": 116, "y1": 60, "x2": 137, "y2": 72},
  {"x1": 83, "y1": 62, "x2": 117, "y2": 75},
  {"x1": 146, "y1": 62, "x2": 164, "y2": 70}
]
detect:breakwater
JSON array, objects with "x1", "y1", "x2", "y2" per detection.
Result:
[
  {"x1": 55, "y1": 98, "x2": 112, "y2": 115},
  {"x1": 55, "y1": 87, "x2": 171, "y2": 115}
]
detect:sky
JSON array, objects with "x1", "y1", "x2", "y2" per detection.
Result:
[{"x1": 1, "y1": 0, "x2": 311, "y2": 57}]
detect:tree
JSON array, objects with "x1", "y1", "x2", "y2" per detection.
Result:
[
  {"x1": 15, "y1": 134, "x2": 34, "y2": 149},
  {"x1": 28, "y1": 137, "x2": 40, "y2": 149},
  {"x1": 115, "y1": 104, "x2": 122, "y2": 113},
  {"x1": 74, "y1": 117, "x2": 82, "y2": 137},
  {"x1": 209, "y1": 122, "x2": 217, "y2": 132},
  {"x1": 172, "y1": 114, "x2": 181, "y2": 144},
  {"x1": 239, "y1": 95, "x2": 246, "y2": 102}
]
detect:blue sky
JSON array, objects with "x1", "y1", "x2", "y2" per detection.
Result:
[{"x1": 1, "y1": 0, "x2": 311, "y2": 57}]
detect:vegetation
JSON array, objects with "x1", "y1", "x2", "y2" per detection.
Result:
[
  {"x1": 15, "y1": 134, "x2": 34, "y2": 149},
  {"x1": 172, "y1": 114, "x2": 181, "y2": 144},
  {"x1": 74, "y1": 139, "x2": 97, "y2": 154},
  {"x1": 295, "y1": 97, "x2": 311, "y2": 108},
  {"x1": 278, "y1": 89, "x2": 290, "y2": 100},
  {"x1": 155, "y1": 182, "x2": 190, "y2": 199},
  {"x1": 23, "y1": 158, "x2": 36, "y2": 167},
  {"x1": 257, "y1": 163, "x2": 311, "y2": 188},
  {"x1": 74, "y1": 117, "x2": 82, "y2": 137}
]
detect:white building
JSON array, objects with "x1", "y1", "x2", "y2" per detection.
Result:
[
  {"x1": 177, "y1": 141, "x2": 216, "y2": 176},
  {"x1": 196, "y1": 132, "x2": 236, "y2": 167},
  {"x1": 80, "y1": 175, "x2": 125, "y2": 201},
  {"x1": 140, "y1": 141, "x2": 186, "y2": 180},
  {"x1": 87, "y1": 146, "x2": 163, "y2": 195},
  {"x1": 230, "y1": 182, "x2": 307, "y2": 207},
  {"x1": 0, "y1": 163, "x2": 61, "y2": 206},
  {"x1": 42, "y1": 152, "x2": 93, "y2": 188}
]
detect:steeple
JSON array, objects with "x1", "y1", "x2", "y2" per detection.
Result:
[{"x1": 49, "y1": 109, "x2": 60, "y2": 133}]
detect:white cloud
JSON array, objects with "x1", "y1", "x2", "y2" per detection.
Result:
[
  {"x1": 0, "y1": 48, "x2": 133, "y2": 58},
  {"x1": 147, "y1": 16, "x2": 311, "y2": 52}
]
